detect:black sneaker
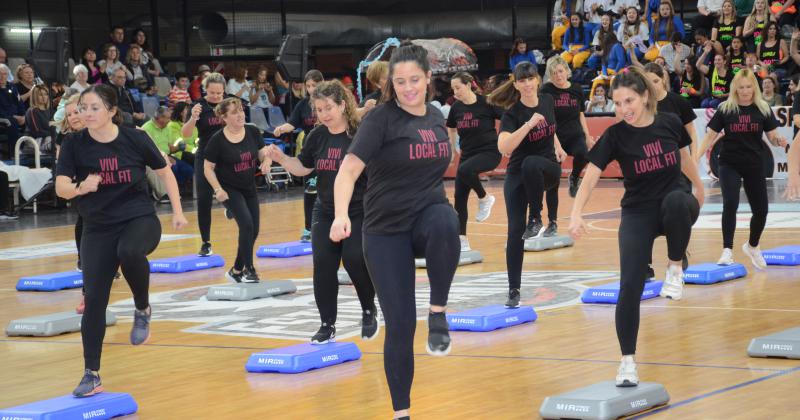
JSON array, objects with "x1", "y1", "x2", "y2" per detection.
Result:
[
  {"x1": 198, "y1": 242, "x2": 213, "y2": 257},
  {"x1": 311, "y1": 323, "x2": 336, "y2": 344},
  {"x1": 72, "y1": 369, "x2": 103, "y2": 398},
  {"x1": 505, "y1": 288, "x2": 521, "y2": 308},
  {"x1": 242, "y1": 266, "x2": 260, "y2": 283},
  {"x1": 131, "y1": 306, "x2": 151, "y2": 345},
  {"x1": 226, "y1": 268, "x2": 244, "y2": 283},
  {"x1": 0, "y1": 211, "x2": 19, "y2": 221},
  {"x1": 361, "y1": 309, "x2": 379, "y2": 340},
  {"x1": 522, "y1": 218, "x2": 543, "y2": 240},
  {"x1": 542, "y1": 221, "x2": 558, "y2": 237},
  {"x1": 426, "y1": 311, "x2": 451, "y2": 356},
  {"x1": 647, "y1": 265, "x2": 655, "y2": 279},
  {"x1": 569, "y1": 176, "x2": 581, "y2": 198}
]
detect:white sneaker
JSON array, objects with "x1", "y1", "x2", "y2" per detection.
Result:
[
  {"x1": 460, "y1": 236, "x2": 471, "y2": 252},
  {"x1": 616, "y1": 355, "x2": 639, "y2": 387},
  {"x1": 660, "y1": 264, "x2": 684, "y2": 300},
  {"x1": 717, "y1": 248, "x2": 734, "y2": 265},
  {"x1": 742, "y1": 243, "x2": 767, "y2": 270},
  {"x1": 475, "y1": 195, "x2": 496, "y2": 222}
]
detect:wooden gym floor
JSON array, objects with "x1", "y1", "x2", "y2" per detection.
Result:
[{"x1": 1, "y1": 179, "x2": 799, "y2": 419}]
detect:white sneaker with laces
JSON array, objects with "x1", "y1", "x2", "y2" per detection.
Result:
[
  {"x1": 616, "y1": 355, "x2": 639, "y2": 387},
  {"x1": 659, "y1": 264, "x2": 684, "y2": 300},
  {"x1": 460, "y1": 236, "x2": 471, "y2": 252},
  {"x1": 742, "y1": 243, "x2": 767, "y2": 270},
  {"x1": 475, "y1": 195, "x2": 495, "y2": 222},
  {"x1": 717, "y1": 248, "x2": 734, "y2": 265}
]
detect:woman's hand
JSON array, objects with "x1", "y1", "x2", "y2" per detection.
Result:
[
  {"x1": 214, "y1": 188, "x2": 229, "y2": 202},
  {"x1": 79, "y1": 174, "x2": 102, "y2": 194},
  {"x1": 329, "y1": 216, "x2": 352, "y2": 242},
  {"x1": 568, "y1": 214, "x2": 588, "y2": 239},
  {"x1": 172, "y1": 212, "x2": 188, "y2": 230}
]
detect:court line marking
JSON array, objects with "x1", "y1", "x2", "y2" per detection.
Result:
[
  {"x1": 0, "y1": 339, "x2": 786, "y2": 373},
  {"x1": 630, "y1": 365, "x2": 800, "y2": 418}
]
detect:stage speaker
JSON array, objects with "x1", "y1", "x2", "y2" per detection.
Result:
[
  {"x1": 276, "y1": 34, "x2": 308, "y2": 82},
  {"x1": 28, "y1": 27, "x2": 70, "y2": 85}
]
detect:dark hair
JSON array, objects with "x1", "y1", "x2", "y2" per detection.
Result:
[
  {"x1": 131, "y1": 28, "x2": 149, "y2": 50},
  {"x1": 728, "y1": 36, "x2": 745, "y2": 55},
  {"x1": 380, "y1": 41, "x2": 432, "y2": 104},
  {"x1": 695, "y1": 27, "x2": 709, "y2": 39},
  {"x1": 111, "y1": 25, "x2": 124, "y2": 33},
  {"x1": 451, "y1": 72, "x2": 483, "y2": 94},
  {"x1": 610, "y1": 66, "x2": 658, "y2": 115},
  {"x1": 643, "y1": 62, "x2": 666, "y2": 79},
  {"x1": 599, "y1": 31, "x2": 619, "y2": 61},
  {"x1": 174, "y1": 71, "x2": 189, "y2": 81},
  {"x1": 670, "y1": 32, "x2": 682, "y2": 43},
  {"x1": 763, "y1": 20, "x2": 779, "y2": 40},
  {"x1": 510, "y1": 37, "x2": 527, "y2": 58},
  {"x1": 304, "y1": 69, "x2": 324, "y2": 84},
  {"x1": 172, "y1": 102, "x2": 191, "y2": 123},
  {"x1": 80, "y1": 47, "x2": 96, "y2": 66},
  {"x1": 487, "y1": 61, "x2": 539, "y2": 109},
  {"x1": 566, "y1": 14, "x2": 586, "y2": 45},
  {"x1": 79, "y1": 84, "x2": 123, "y2": 125}
]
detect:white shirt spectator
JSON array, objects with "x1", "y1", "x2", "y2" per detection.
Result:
[
  {"x1": 584, "y1": 0, "x2": 610, "y2": 24},
  {"x1": 226, "y1": 78, "x2": 251, "y2": 103},
  {"x1": 616, "y1": 20, "x2": 650, "y2": 48},
  {"x1": 659, "y1": 42, "x2": 692, "y2": 72},
  {"x1": 697, "y1": 0, "x2": 725, "y2": 14}
]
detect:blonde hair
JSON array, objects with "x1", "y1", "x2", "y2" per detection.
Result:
[
  {"x1": 30, "y1": 84, "x2": 50, "y2": 110},
  {"x1": 366, "y1": 61, "x2": 388, "y2": 86},
  {"x1": 310, "y1": 80, "x2": 360, "y2": 137},
  {"x1": 545, "y1": 55, "x2": 572, "y2": 81},
  {"x1": 749, "y1": 0, "x2": 770, "y2": 20},
  {"x1": 718, "y1": 68, "x2": 771, "y2": 116},
  {"x1": 202, "y1": 72, "x2": 226, "y2": 90},
  {"x1": 214, "y1": 97, "x2": 243, "y2": 117},
  {"x1": 58, "y1": 93, "x2": 83, "y2": 133}
]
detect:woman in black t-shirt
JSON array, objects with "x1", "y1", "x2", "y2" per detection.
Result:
[
  {"x1": 540, "y1": 55, "x2": 594, "y2": 199},
  {"x1": 697, "y1": 68, "x2": 787, "y2": 269},
  {"x1": 182, "y1": 72, "x2": 227, "y2": 257},
  {"x1": 569, "y1": 67, "x2": 704, "y2": 388},
  {"x1": 268, "y1": 80, "x2": 377, "y2": 344},
  {"x1": 329, "y1": 43, "x2": 460, "y2": 419},
  {"x1": 203, "y1": 98, "x2": 271, "y2": 283},
  {"x1": 55, "y1": 84, "x2": 188, "y2": 398},
  {"x1": 489, "y1": 62, "x2": 568, "y2": 309},
  {"x1": 273, "y1": 69, "x2": 324, "y2": 243},
  {"x1": 447, "y1": 72, "x2": 503, "y2": 252},
  {"x1": 711, "y1": 0, "x2": 741, "y2": 53}
]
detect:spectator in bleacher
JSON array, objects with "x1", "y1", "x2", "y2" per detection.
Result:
[
  {"x1": 359, "y1": 60, "x2": 388, "y2": 113},
  {"x1": 659, "y1": 32, "x2": 692, "y2": 73},
  {"x1": 142, "y1": 106, "x2": 193, "y2": 186},
  {"x1": 509, "y1": 38, "x2": 538, "y2": 72},
  {"x1": 168, "y1": 102, "x2": 197, "y2": 168},
  {"x1": 728, "y1": 36, "x2": 747, "y2": 73},
  {"x1": 745, "y1": 51, "x2": 766, "y2": 83},
  {"x1": 645, "y1": 0, "x2": 662, "y2": 20},
  {"x1": 14, "y1": 64, "x2": 35, "y2": 109},
  {"x1": 743, "y1": 0, "x2": 775, "y2": 52},
  {"x1": 226, "y1": 65, "x2": 252, "y2": 104},
  {"x1": 51, "y1": 82, "x2": 65, "y2": 109},
  {"x1": 131, "y1": 28, "x2": 154, "y2": 68},
  {"x1": 588, "y1": 14, "x2": 616, "y2": 69},
  {"x1": 770, "y1": 0, "x2": 798, "y2": 28},
  {"x1": 585, "y1": 83, "x2": 615, "y2": 112},
  {"x1": 676, "y1": 55, "x2": 708, "y2": 107},
  {"x1": 70, "y1": 65, "x2": 91, "y2": 94},
  {"x1": 590, "y1": 31, "x2": 628, "y2": 87},
  {"x1": 98, "y1": 44, "x2": 132, "y2": 83},
  {"x1": 756, "y1": 21, "x2": 789, "y2": 79},
  {"x1": 24, "y1": 84, "x2": 54, "y2": 149},
  {"x1": 698, "y1": 43, "x2": 733, "y2": 107},
  {"x1": 693, "y1": 28, "x2": 716, "y2": 67},
  {"x1": 617, "y1": 6, "x2": 649, "y2": 62},
  {"x1": 189, "y1": 65, "x2": 211, "y2": 102},
  {"x1": 280, "y1": 79, "x2": 305, "y2": 125},
  {"x1": 584, "y1": 0, "x2": 611, "y2": 33},
  {"x1": 0, "y1": 64, "x2": 25, "y2": 155},
  {"x1": 552, "y1": 1, "x2": 585, "y2": 51},
  {"x1": 562, "y1": 13, "x2": 593, "y2": 69},
  {"x1": 80, "y1": 48, "x2": 104, "y2": 85},
  {"x1": 647, "y1": 0, "x2": 685, "y2": 62},
  {"x1": 712, "y1": 0, "x2": 743, "y2": 53},
  {"x1": 103, "y1": 26, "x2": 129, "y2": 63},
  {"x1": 251, "y1": 66, "x2": 276, "y2": 111},
  {"x1": 108, "y1": 67, "x2": 145, "y2": 126},
  {"x1": 696, "y1": 0, "x2": 726, "y2": 33},
  {"x1": 168, "y1": 72, "x2": 192, "y2": 108},
  {"x1": 761, "y1": 74, "x2": 784, "y2": 105},
  {"x1": 126, "y1": 44, "x2": 155, "y2": 89},
  {"x1": 0, "y1": 47, "x2": 11, "y2": 83}
]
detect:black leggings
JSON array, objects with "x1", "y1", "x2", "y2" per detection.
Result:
[
  {"x1": 0, "y1": 171, "x2": 8, "y2": 211},
  {"x1": 617, "y1": 191, "x2": 699, "y2": 355},
  {"x1": 718, "y1": 163, "x2": 768, "y2": 249},
  {"x1": 194, "y1": 153, "x2": 213, "y2": 243},
  {"x1": 362, "y1": 203, "x2": 460, "y2": 411},
  {"x1": 311, "y1": 203, "x2": 375, "y2": 325},
  {"x1": 75, "y1": 215, "x2": 83, "y2": 257},
  {"x1": 521, "y1": 156, "x2": 561, "y2": 223},
  {"x1": 81, "y1": 214, "x2": 161, "y2": 370},
  {"x1": 454, "y1": 151, "x2": 501, "y2": 235},
  {"x1": 224, "y1": 187, "x2": 260, "y2": 270},
  {"x1": 303, "y1": 174, "x2": 316, "y2": 231},
  {"x1": 562, "y1": 135, "x2": 588, "y2": 181}
]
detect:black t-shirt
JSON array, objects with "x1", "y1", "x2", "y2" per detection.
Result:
[
  {"x1": 297, "y1": 125, "x2": 366, "y2": 216},
  {"x1": 348, "y1": 101, "x2": 451, "y2": 234},
  {"x1": 759, "y1": 41, "x2": 781, "y2": 70},
  {"x1": 707, "y1": 104, "x2": 779, "y2": 167},
  {"x1": 713, "y1": 19, "x2": 736, "y2": 50},
  {"x1": 446, "y1": 95, "x2": 502, "y2": 158},
  {"x1": 499, "y1": 95, "x2": 558, "y2": 174},
  {"x1": 658, "y1": 92, "x2": 697, "y2": 125},
  {"x1": 204, "y1": 125, "x2": 264, "y2": 191},
  {"x1": 56, "y1": 126, "x2": 167, "y2": 224},
  {"x1": 729, "y1": 51, "x2": 745, "y2": 73},
  {"x1": 195, "y1": 98, "x2": 225, "y2": 154},
  {"x1": 540, "y1": 82, "x2": 586, "y2": 144},
  {"x1": 288, "y1": 97, "x2": 317, "y2": 135},
  {"x1": 711, "y1": 68, "x2": 734, "y2": 97},
  {"x1": 589, "y1": 113, "x2": 691, "y2": 208},
  {"x1": 679, "y1": 75, "x2": 705, "y2": 108}
]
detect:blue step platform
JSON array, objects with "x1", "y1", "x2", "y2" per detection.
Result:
[
  {"x1": 684, "y1": 263, "x2": 747, "y2": 284},
  {"x1": 763, "y1": 245, "x2": 800, "y2": 266},
  {"x1": 447, "y1": 305, "x2": 537, "y2": 332},
  {"x1": 0, "y1": 392, "x2": 137, "y2": 420},
  {"x1": 149, "y1": 254, "x2": 225, "y2": 273},
  {"x1": 245, "y1": 342, "x2": 361, "y2": 373},
  {"x1": 16, "y1": 271, "x2": 83, "y2": 292},
  {"x1": 257, "y1": 241, "x2": 313, "y2": 258},
  {"x1": 581, "y1": 280, "x2": 663, "y2": 304}
]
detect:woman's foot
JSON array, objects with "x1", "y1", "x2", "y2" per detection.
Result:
[
  {"x1": 742, "y1": 243, "x2": 767, "y2": 270},
  {"x1": 660, "y1": 264, "x2": 684, "y2": 300},
  {"x1": 131, "y1": 306, "x2": 151, "y2": 345},
  {"x1": 72, "y1": 369, "x2": 103, "y2": 398},
  {"x1": 426, "y1": 311, "x2": 451, "y2": 356},
  {"x1": 718, "y1": 248, "x2": 734, "y2": 265},
  {"x1": 198, "y1": 242, "x2": 213, "y2": 257},
  {"x1": 361, "y1": 309, "x2": 379, "y2": 340},
  {"x1": 475, "y1": 194, "x2": 496, "y2": 222},
  {"x1": 226, "y1": 268, "x2": 244, "y2": 283},
  {"x1": 242, "y1": 266, "x2": 260, "y2": 283},
  {"x1": 311, "y1": 323, "x2": 336, "y2": 345},
  {"x1": 522, "y1": 218, "x2": 543, "y2": 240},
  {"x1": 615, "y1": 355, "x2": 639, "y2": 387},
  {"x1": 459, "y1": 235, "x2": 471, "y2": 252},
  {"x1": 505, "y1": 288, "x2": 520, "y2": 308},
  {"x1": 541, "y1": 221, "x2": 558, "y2": 237}
]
